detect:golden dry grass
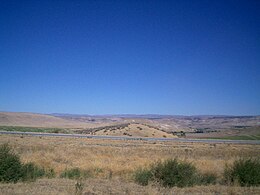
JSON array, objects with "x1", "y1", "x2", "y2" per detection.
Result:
[
  {"x1": 0, "y1": 134, "x2": 260, "y2": 194},
  {"x1": 0, "y1": 134, "x2": 259, "y2": 179},
  {"x1": 0, "y1": 178, "x2": 260, "y2": 195}
]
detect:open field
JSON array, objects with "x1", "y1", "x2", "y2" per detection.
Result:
[{"x1": 0, "y1": 134, "x2": 260, "y2": 194}]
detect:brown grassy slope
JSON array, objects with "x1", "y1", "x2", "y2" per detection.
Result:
[
  {"x1": 0, "y1": 178, "x2": 260, "y2": 195},
  {"x1": 94, "y1": 123, "x2": 177, "y2": 138},
  {"x1": 0, "y1": 112, "x2": 99, "y2": 128}
]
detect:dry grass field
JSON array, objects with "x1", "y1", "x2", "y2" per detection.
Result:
[
  {"x1": 0, "y1": 134, "x2": 260, "y2": 194},
  {"x1": 1, "y1": 178, "x2": 260, "y2": 195}
]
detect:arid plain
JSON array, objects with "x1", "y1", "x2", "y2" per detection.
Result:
[{"x1": 0, "y1": 112, "x2": 260, "y2": 194}]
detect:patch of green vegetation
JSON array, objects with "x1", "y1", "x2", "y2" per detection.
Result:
[
  {"x1": 224, "y1": 158, "x2": 260, "y2": 186},
  {"x1": 134, "y1": 168, "x2": 153, "y2": 186},
  {"x1": 0, "y1": 144, "x2": 23, "y2": 183},
  {"x1": 209, "y1": 135, "x2": 260, "y2": 140},
  {"x1": 0, "y1": 126, "x2": 70, "y2": 134},
  {"x1": 0, "y1": 144, "x2": 55, "y2": 183},
  {"x1": 134, "y1": 158, "x2": 217, "y2": 188},
  {"x1": 21, "y1": 162, "x2": 45, "y2": 182},
  {"x1": 60, "y1": 168, "x2": 91, "y2": 179}
]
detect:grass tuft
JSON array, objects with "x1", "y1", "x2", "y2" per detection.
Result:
[{"x1": 60, "y1": 168, "x2": 91, "y2": 179}]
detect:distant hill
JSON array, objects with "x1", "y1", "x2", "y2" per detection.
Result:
[
  {"x1": 0, "y1": 111, "x2": 259, "y2": 138},
  {"x1": 94, "y1": 123, "x2": 177, "y2": 138},
  {"x1": 0, "y1": 112, "x2": 99, "y2": 128}
]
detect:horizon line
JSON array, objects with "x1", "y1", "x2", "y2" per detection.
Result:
[{"x1": 0, "y1": 110, "x2": 259, "y2": 117}]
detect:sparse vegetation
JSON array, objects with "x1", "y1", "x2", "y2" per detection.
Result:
[
  {"x1": 60, "y1": 168, "x2": 91, "y2": 179},
  {"x1": 134, "y1": 168, "x2": 153, "y2": 186},
  {"x1": 0, "y1": 135, "x2": 259, "y2": 194},
  {"x1": 76, "y1": 123, "x2": 130, "y2": 134},
  {"x1": 0, "y1": 126, "x2": 70, "y2": 134},
  {"x1": 21, "y1": 162, "x2": 45, "y2": 181},
  {"x1": 75, "y1": 180, "x2": 84, "y2": 195},
  {"x1": 198, "y1": 172, "x2": 217, "y2": 185}
]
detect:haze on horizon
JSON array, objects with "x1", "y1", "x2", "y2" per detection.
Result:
[{"x1": 0, "y1": 0, "x2": 259, "y2": 116}]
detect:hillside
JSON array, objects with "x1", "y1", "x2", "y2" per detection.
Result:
[
  {"x1": 0, "y1": 112, "x2": 97, "y2": 128},
  {"x1": 94, "y1": 123, "x2": 177, "y2": 138}
]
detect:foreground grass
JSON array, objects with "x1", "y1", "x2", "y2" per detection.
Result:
[
  {"x1": 0, "y1": 126, "x2": 71, "y2": 134},
  {"x1": 0, "y1": 178, "x2": 260, "y2": 195},
  {"x1": 1, "y1": 134, "x2": 259, "y2": 179},
  {"x1": 0, "y1": 134, "x2": 260, "y2": 193}
]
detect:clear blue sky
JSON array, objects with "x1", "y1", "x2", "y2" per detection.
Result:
[{"x1": 0, "y1": 0, "x2": 259, "y2": 115}]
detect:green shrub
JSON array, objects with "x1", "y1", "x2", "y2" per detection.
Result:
[
  {"x1": 21, "y1": 162, "x2": 45, "y2": 181},
  {"x1": 134, "y1": 159, "x2": 217, "y2": 187},
  {"x1": 134, "y1": 168, "x2": 153, "y2": 186},
  {"x1": 0, "y1": 144, "x2": 23, "y2": 183},
  {"x1": 224, "y1": 158, "x2": 260, "y2": 186},
  {"x1": 60, "y1": 168, "x2": 91, "y2": 179},
  {"x1": 0, "y1": 144, "x2": 54, "y2": 183},
  {"x1": 151, "y1": 159, "x2": 197, "y2": 187}
]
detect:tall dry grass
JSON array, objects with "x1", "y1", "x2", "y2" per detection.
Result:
[
  {"x1": 0, "y1": 134, "x2": 259, "y2": 180},
  {"x1": 0, "y1": 178, "x2": 260, "y2": 195}
]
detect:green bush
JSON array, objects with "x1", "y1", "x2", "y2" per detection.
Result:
[
  {"x1": 224, "y1": 158, "x2": 260, "y2": 186},
  {"x1": 134, "y1": 159, "x2": 217, "y2": 187},
  {"x1": 60, "y1": 168, "x2": 91, "y2": 179},
  {"x1": 134, "y1": 168, "x2": 153, "y2": 186},
  {"x1": 0, "y1": 144, "x2": 23, "y2": 183},
  {"x1": 0, "y1": 144, "x2": 53, "y2": 183},
  {"x1": 151, "y1": 159, "x2": 197, "y2": 187},
  {"x1": 21, "y1": 162, "x2": 45, "y2": 181}
]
